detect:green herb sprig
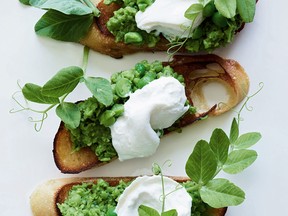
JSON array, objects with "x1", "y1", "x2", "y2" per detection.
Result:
[
  {"x1": 184, "y1": 83, "x2": 263, "y2": 208},
  {"x1": 11, "y1": 47, "x2": 113, "y2": 131},
  {"x1": 138, "y1": 84, "x2": 262, "y2": 214},
  {"x1": 19, "y1": 0, "x2": 100, "y2": 42},
  {"x1": 138, "y1": 162, "x2": 179, "y2": 216},
  {"x1": 167, "y1": 0, "x2": 256, "y2": 56},
  {"x1": 186, "y1": 0, "x2": 256, "y2": 23}
]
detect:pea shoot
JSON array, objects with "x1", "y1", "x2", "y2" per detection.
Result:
[
  {"x1": 168, "y1": 0, "x2": 256, "y2": 56},
  {"x1": 11, "y1": 47, "x2": 114, "y2": 131},
  {"x1": 138, "y1": 84, "x2": 263, "y2": 215},
  {"x1": 11, "y1": 50, "x2": 191, "y2": 162}
]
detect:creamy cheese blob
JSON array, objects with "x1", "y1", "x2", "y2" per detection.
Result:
[
  {"x1": 110, "y1": 77, "x2": 188, "y2": 161},
  {"x1": 135, "y1": 0, "x2": 204, "y2": 39},
  {"x1": 115, "y1": 176, "x2": 192, "y2": 216}
]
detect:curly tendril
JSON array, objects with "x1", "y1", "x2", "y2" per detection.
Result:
[{"x1": 10, "y1": 83, "x2": 56, "y2": 132}]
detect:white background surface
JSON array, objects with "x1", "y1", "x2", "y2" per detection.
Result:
[{"x1": 1, "y1": 0, "x2": 288, "y2": 215}]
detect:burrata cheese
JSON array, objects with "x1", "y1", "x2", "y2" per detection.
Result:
[
  {"x1": 115, "y1": 175, "x2": 192, "y2": 216},
  {"x1": 135, "y1": 0, "x2": 203, "y2": 39},
  {"x1": 110, "y1": 77, "x2": 188, "y2": 161}
]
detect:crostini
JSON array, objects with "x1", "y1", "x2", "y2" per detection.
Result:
[
  {"x1": 30, "y1": 176, "x2": 228, "y2": 216},
  {"x1": 21, "y1": 0, "x2": 256, "y2": 58},
  {"x1": 53, "y1": 54, "x2": 249, "y2": 173}
]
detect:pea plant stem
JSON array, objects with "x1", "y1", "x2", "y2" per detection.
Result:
[
  {"x1": 82, "y1": 46, "x2": 90, "y2": 74},
  {"x1": 82, "y1": 0, "x2": 100, "y2": 17}
]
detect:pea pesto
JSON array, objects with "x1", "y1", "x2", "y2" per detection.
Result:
[
  {"x1": 57, "y1": 179, "x2": 210, "y2": 216},
  {"x1": 66, "y1": 60, "x2": 194, "y2": 162},
  {"x1": 57, "y1": 179, "x2": 129, "y2": 216},
  {"x1": 105, "y1": 0, "x2": 245, "y2": 53}
]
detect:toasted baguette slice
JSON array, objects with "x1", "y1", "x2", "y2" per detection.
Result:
[
  {"x1": 30, "y1": 177, "x2": 227, "y2": 216},
  {"x1": 80, "y1": 0, "x2": 246, "y2": 58},
  {"x1": 80, "y1": 0, "x2": 168, "y2": 58},
  {"x1": 53, "y1": 54, "x2": 249, "y2": 173}
]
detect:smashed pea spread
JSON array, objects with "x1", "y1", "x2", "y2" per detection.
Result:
[
  {"x1": 66, "y1": 60, "x2": 194, "y2": 162},
  {"x1": 105, "y1": 0, "x2": 243, "y2": 52},
  {"x1": 58, "y1": 178, "x2": 209, "y2": 216}
]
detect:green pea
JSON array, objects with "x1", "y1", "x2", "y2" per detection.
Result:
[
  {"x1": 115, "y1": 78, "x2": 132, "y2": 98},
  {"x1": 136, "y1": 72, "x2": 156, "y2": 88},
  {"x1": 188, "y1": 105, "x2": 197, "y2": 114},
  {"x1": 110, "y1": 73, "x2": 120, "y2": 83},
  {"x1": 212, "y1": 12, "x2": 228, "y2": 27},
  {"x1": 151, "y1": 61, "x2": 163, "y2": 72},
  {"x1": 100, "y1": 110, "x2": 116, "y2": 127},
  {"x1": 124, "y1": 32, "x2": 143, "y2": 44},
  {"x1": 106, "y1": 207, "x2": 117, "y2": 216},
  {"x1": 156, "y1": 72, "x2": 163, "y2": 79},
  {"x1": 192, "y1": 27, "x2": 203, "y2": 39},
  {"x1": 111, "y1": 104, "x2": 124, "y2": 117},
  {"x1": 177, "y1": 75, "x2": 185, "y2": 83},
  {"x1": 121, "y1": 70, "x2": 134, "y2": 80},
  {"x1": 135, "y1": 63, "x2": 146, "y2": 77},
  {"x1": 163, "y1": 66, "x2": 174, "y2": 76},
  {"x1": 203, "y1": 1, "x2": 216, "y2": 17},
  {"x1": 133, "y1": 77, "x2": 140, "y2": 85}
]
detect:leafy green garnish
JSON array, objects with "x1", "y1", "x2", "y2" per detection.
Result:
[
  {"x1": 214, "y1": 0, "x2": 236, "y2": 18},
  {"x1": 19, "y1": 0, "x2": 31, "y2": 5},
  {"x1": 182, "y1": 85, "x2": 263, "y2": 208},
  {"x1": 22, "y1": 83, "x2": 59, "y2": 104},
  {"x1": 209, "y1": 129, "x2": 230, "y2": 165},
  {"x1": 42, "y1": 66, "x2": 84, "y2": 98},
  {"x1": 237, "y1": 0, "x2": 256, "y2": 22},
  {"x1": 12, "y1": 47, "x2": 113, "y2": 130},
  {"x1": 199, "y1": 178, "x2": 245, "y2": 208},
  {"x1": 223, "y1": 149, "x2": 257, "y2": 174},
  {"x1": 138, "y1": 205, "x2": 160, "y2": 216},
  {"x1": 229, "y1": 117, "x2": 239, "y2": 143},
  {"x1": 19, "y1": 0, "x2": 100, "y2": 42},
  {"x1": 35, "y1": 10, "x2": 94, "y2": 42},
  {"x1": 56, "y1": 102, "x2": 81, "y2": 129},
  {"x1": 233, "y1": 132, "x2": 262, "y2": 149},
  {"x1": 29, "y1": 0, "x2": 93, "y2": 15},
  {"x1": 184, "y1": 3, "x2": 204, "y2": 20},
  {"x1": 138, "y1": 205, "x2": 178, "y2": 216},
  {"x1": 185, "y1": 140, "x2": 217, "y2": 185},
  {"x1": 84, "y1": 77, "x2": 113, "y2": 106},
  {"x1": 137, "y1": 162, "x2": 179, "y2": 216}
]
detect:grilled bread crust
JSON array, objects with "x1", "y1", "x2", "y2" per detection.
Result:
[{"x1": 79, "y1": 0, "x2": 169, "y2": 58}]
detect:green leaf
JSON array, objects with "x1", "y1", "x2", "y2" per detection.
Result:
[
  {"x1": 234, "y1": 132, "x2": 262, "y2": 149},
  {"x1": 184, "y1": 3, "x2": 203, "y2": 20},
  {"x1": 237, "y1": 0, "x2": 256, "y2": 22},
  {"x1": 161, "y1": 209, "x2": 178, "y2": 216},
  {"x1": 29, "y1": 0, "x2": 92, "y2": 15},
  {"x1": 84, "y1": 77, "x2": 113, "y2": 106},
  {"x1": 203, "y1": 0, "x2": 213, "y2": 6},
  {"x1": 200, "y1": 178, "x2": 245, "y2": 208},
  {"x1": 56, "y1": 102, "x2": 80, "y2": 129},
  {"x1": 22, "y1": 83, "x2": 60, "y2": 104},
  {"x1": 19, "y1": 0, "x2": 31, "y2": 5},
  {"x1": 185, "y1": 140, "x2": 217, "y2": 184},
  {"x1": 42, "y1": 66, "x2": 83, "y2": 98},
  {"x1": 214, "y1": 0, "x2": 236, "y2": 18},
  {"x1": 223, "y1": 149, "x2": 257, "y2": 174},
  {"x1": 35, "y1": 10, "x2": 94, "y2": 42},
  {"x1": 138, "y1": 205, "x2": 160, "y2": 216},
  {"x1": 229, "y1": 118, "x2": 239, "y2": 143},
  {"x1": 209, "y1": 128, "x2": 230, "y2": 165}
]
